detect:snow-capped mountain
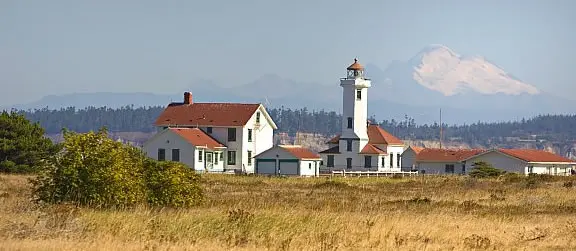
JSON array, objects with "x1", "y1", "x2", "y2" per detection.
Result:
[{"x1": 409, "y1": 44, "x2": 539, "y2": 96}]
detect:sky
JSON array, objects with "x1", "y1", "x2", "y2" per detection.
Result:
[{"x1": 1, "y1": 0, "x2": 575, "y2": 106}]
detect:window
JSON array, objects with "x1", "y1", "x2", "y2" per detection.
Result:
[
  {"x1": 327, "y1": 155, "x2": 334, "y2": 167},
  {"x1": 528, "y1": 166, "x2": 534, "y2": 174},
  {"x1": 248, "y1": 129, "x2": 253, "y2": 142},
  {"x1": 309, "y1": 163, "x2": 312, "y2": 169},
  {"x1": 347, "y1": 117, "x2": 353, "y2": 128},
  {"x1": 247, "y1": 151, "x2": 252, "y2": 166},
  {"x1": 256, "y1": 112, "x2": 261, "y2": 123},
  {"x1": 356, "y1": 89, "x2": 362, "y2": 100},
  {"x1": 228, "y1": 128, "x2": 236, "y2": 141},
  {"x1": 346, "y1": 158, "x2": 352, "y2": 169},
  {"x1": 461, "y1": 163, "x2": 466, "y2": 174},
  {"x1": 157, "y1": 148, "x2": 165, "y2": 161},
  {"x1": 198, "y1": 150, "x2": 203, "y2": 162},
  {"x1": 381, "y1": 156, "x2": 385, "y2": 166},
  {"x1": 214, "y1": 152, "x2": 219, "y2": 165},
  {"x1": 346, "y1": 139, "x2": 352, "y2": 152},
  {"x1": 227, "y1": 151, "x2": 236, "y2": 165},
  {"x1": 445, "y1": 164, "x2": 455, "y2": 174},
  {"x1": 364, "y1": 156, "x2": 372, "y2": 168},
  {"x1": 220, "y1": 152, "x2": 224, "y2": 161},
  {"x1": 172, "y1": 149, "x2": 180, "y2": 162},
  {"x1": 207, "y1": 127, "x2": 213, "y2": 134},
  {"x1": 397, "y1": 154, "x2": 401, "y2": 167},
  {"x1": 389, "y1": 153, "x2": 393, "y2": 168}
]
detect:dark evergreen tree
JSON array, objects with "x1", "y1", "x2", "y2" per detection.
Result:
[{"x1": 0, "y1": 110, "x2": 60, "y2": 173}]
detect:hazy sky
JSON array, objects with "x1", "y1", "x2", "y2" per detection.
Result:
[{"x1": 1, "y1": 0, "x2": 575, "y2": 106}]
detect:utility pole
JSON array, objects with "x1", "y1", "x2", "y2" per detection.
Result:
[{"x1": 439, "y1": 108, "x2": 443, "y2": 149}]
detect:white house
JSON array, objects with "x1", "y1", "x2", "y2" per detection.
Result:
[
  {"x1": 144, "y1": 92, "x2": 278, "y2": 173},
  {"x1": 318, "y1": 59, "x2": 405, "y2": 172},
  {"x1": 143, "y1": 128, "x2": 227, "y2": 172},
  {"x1": 254, "y1": 145, "x2": 322, "y2": 176},
  {"x1": 401, "y1": 147, "x2": 485, "y2": 175},
  {"x1": 463, "y1": 148, "x2": 576, "y2": 176}
]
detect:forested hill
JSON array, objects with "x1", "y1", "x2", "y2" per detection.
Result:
[{"x1": 15, "y1": 106, "x2": 576, "y2": 146}]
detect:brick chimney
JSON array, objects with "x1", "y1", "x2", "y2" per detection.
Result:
[{"x1": 183, "y1": 92, "x2": 193, "y2": 104}]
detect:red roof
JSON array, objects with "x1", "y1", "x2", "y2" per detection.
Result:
[
  {"x1": 155, "y1": 103, "x2": 260, "y2": 127},
  {"x1": 347, "y1": 58, "x2": 364, "y2": 70},
  {"x1": 169, "y1": 128, "x2": 225, "y2": 149},
  {"x1": 325, "y1": 125, "x2": 403, "y2": 146},
  {"x1": 280, "y1": 146, "x2": 322, "y2": 160},
  {"x1": 416, "y1": 148, "x2": 485, "y2": 162},
  {"x1": 360, "y1": 144, "x2": 387, "y2": 155},
  {"x1": 498, "y1": 148, "x2": 575, "y2": 163},
  {"x1": 410, "y1": 146, "x2": 424, "y2": 154},
  {"x1": 367, "y1": 125, "x2": 403, "y2": 145}
]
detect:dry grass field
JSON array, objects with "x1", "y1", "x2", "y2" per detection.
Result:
[{"x1": 2, "y1": 173, "x2": 576, "y2": 250}]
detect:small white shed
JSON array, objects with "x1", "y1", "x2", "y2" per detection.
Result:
[{"x1": 254, "y1": 145, "x2": 322, "y2": 177}]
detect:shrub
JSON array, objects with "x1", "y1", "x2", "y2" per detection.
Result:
[
  {"x1": 31, "y1": 128, "x2": 204, "y2": 208},
  {"x1": 469, "y1": 161, "x2": 504, "y2": 178},
  {"x1": 31, "y1": 128, "x2": 147, "y2": 208},
  {"x1": 144, "y1": 160, "x2": 204, "y2": 207}
]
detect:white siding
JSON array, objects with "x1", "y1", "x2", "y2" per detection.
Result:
[
  {"x1": 465, "y1": 151, "x2": 527, "y2": 174},
  {"x1": 240, "y1": 106, "x2": 275, "y2": 174},
  {"x1": 143, "y1": 130, "x2": 196, "y2": 169},
  {"x1": 401, "y1": 148, "x2": 417, "y2": 171},
  {"x1": 417, "y1": 162, "x2": 463, "y2": 175},
  {"x1": 300, "y1": 160, "x2": 320, "y2": 177}
]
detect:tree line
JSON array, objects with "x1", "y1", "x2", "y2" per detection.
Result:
[{"x1": 14, "y1": 106, "x2": 576, "y2": 145}]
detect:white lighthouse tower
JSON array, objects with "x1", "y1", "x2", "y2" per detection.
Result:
[{"x1": 338, "y1": 58, "x2": 371, "y2": 167}]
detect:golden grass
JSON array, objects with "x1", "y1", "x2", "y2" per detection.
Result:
[{"x1": 2, "y1": 174, "x2": 576, "y2": 250}]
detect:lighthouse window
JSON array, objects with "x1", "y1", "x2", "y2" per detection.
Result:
[
  {"x1": 347, "y1": 117, "x2": 353, "y2": 128},
  {"x1": 356, "y1": 89, "x2": 362, "y2": 100}
]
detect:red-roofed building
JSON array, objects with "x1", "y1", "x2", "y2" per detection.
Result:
[
  {"x1": 144, "y1": 92, "x2": 278, "y2": 173},
  {"x1": 318, "y1": 59, "x2": 405, "y2": 172},
  {"x1": 401, "y1": 146, "x2": 575, "y2": 175},
  {"x1": 463, "y1": 148, "x2": 576, "y2": 175},
  {"x1": 254, "y1": 145, "x2": 322, "y2": 176}
]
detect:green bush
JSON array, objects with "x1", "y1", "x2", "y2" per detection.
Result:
[
  {"x1": 144, "y1": 160, "x2": 204, "y2": 207},
  {"x1": 31, "y1": 128, "x2": 204, "y2": 208},
  {"x1": 469, "y1": 161, "x2": 505, "y2": 178}
]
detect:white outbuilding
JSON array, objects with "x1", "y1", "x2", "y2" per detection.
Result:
[{"x1": 254, "y1": 145, "x2": 322, "y2": 176}]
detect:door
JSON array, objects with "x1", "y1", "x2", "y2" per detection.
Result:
[
  {"x1": 256, "y1": 159, "x2": 276, "y2": 175},
  {"x1": 279, "y1": 160, "x2": 299, "y2": 175},
  {"x1": 206, "y1": 152, "x2": 214, "y2": 170}
]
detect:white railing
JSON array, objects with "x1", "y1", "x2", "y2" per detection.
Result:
[{"x1": 327, "y1": 170, "x2": 419, "y2": 177}]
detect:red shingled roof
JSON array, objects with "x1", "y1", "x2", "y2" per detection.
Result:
[
  {"x1": 155, "y1": 103, "x2": 260, "y2": 127},
  {"x1": 410, "y1": 146, "x2": 424, "y2": 154},
  {"x1": 280, "y1": 146, "x2": 322, "y2": 160},
  {"x1": 325, "y1": 125, "x2": 403, "y2": 145},
  {"x1": 359, "y1": 144, "x2": 387, "y2": 155},
  {"x1": 170, "y1": 128, "x2": 225, "y2": 149},
  {"x1": 498, "y1": 149, "x2": 575, "y2": 163},
  {"x1": 416, "y1": 148, "x2": 485, "y2": 162},
  {"x1": 367, "y1": 125, "x2": 403, "y2": 145}
]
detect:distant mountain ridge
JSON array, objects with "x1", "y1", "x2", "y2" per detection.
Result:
[{"x1": 3, "y1": 44, "x2": 575, "y2": 124}]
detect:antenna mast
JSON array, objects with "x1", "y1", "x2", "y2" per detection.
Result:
[{"x1": 439, "y1": 108, "x2": 443, "y2": 149}]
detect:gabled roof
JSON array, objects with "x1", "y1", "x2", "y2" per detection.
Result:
[
  {"x1": 169, "y1": 128, "x2": 226, "y2": 150},
  {"x1": 466, "y1": 148, "x2": 575, "y2": 163},
  {"x1": 408, "y1": 146, "x2": 424, "y2": 154},
  {"x1": 325, "y1": 124, "x2": 403, "y2": 146},
  {"x1": 280, "y1": 145, "x2": 322, "y2": 160},
  {"x1": 155, "y1": 103, "x2": 261, "y2": 127},
  {"x1": 367, "y1": 125, "x2": 403, "y2": 145},
  {"x1": 359, "y1": 144, "x2": 387, "y2": 155},
  {"x1": 416, "y1": 148, "x2": 485, "y2": 163},
  {"x1": 319, "y1": 146, "x2": 340, "y2": 154}
]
